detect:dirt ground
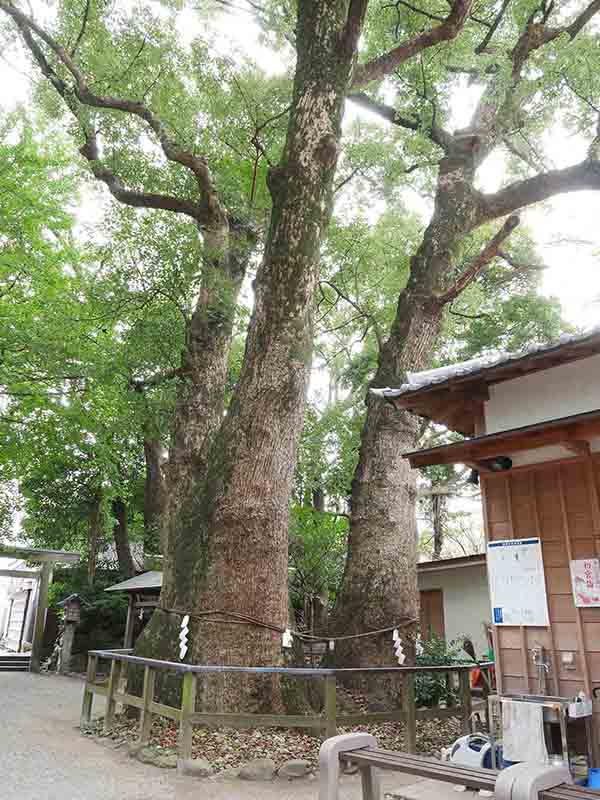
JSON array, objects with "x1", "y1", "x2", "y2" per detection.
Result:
[{"x1": 0, "y1": 671, "x2": 443, "y2": 799}]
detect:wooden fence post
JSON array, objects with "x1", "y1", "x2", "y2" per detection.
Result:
[
  {"x1": 104, "y1": 658, "x2": 122, "y2": 733},
  {"x1": 139, "y1": 665, "x2": 156, "y2": 743},
  {"x1": 404, "y1": 672, "x2": 416, "y2": 754},
  {"x1": 324, "y1": 675, "x2": 337, "y2": 739},
  {"x1": 459, "y1": 669, "x2": 472, "y2": 735},
  {"x1": 179, "y1": 671, "x2": 197, "y2": 761},
  {"x1": 80, "y1": 653, "x2": 98, "y2": 728}
]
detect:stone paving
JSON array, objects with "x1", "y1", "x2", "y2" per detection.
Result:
[{"x1": 0, "y1": 671, "x2": 476, "y2": 800}]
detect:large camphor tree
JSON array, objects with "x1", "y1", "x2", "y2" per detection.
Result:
[
  {"x1": 332, "y1": 0, "x2": 600, "y2": 666},
  {"x1": 2, "y1": 0, "x2": 479, "y2": 707}
]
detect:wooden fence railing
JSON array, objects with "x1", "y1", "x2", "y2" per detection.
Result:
[{"x1": 81, "y1": 649, "x2": 493, "y2": 762}]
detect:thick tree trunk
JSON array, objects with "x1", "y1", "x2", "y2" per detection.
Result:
[
  {"x1": 139, "y1": 0, "x2": 363, "y2": 711},
  {"x1": 331, "y1": 148, "x2": 478, "y2": 665},
  {"x1": 431, "y1": 493, "x2": 447, "y2": 560},
  {"x1": 112, "y1": 497, "x2": 136, "y2": 577}
]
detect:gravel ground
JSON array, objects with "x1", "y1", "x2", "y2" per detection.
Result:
[{"x1": 0, "y1": 672, "x2": 437, "y2": 800}]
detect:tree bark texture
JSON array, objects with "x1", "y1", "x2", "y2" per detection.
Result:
[
  {"x1": 431, "y1": 493, "x2": 447, "y2": 560},
  {"x1": 112, "y1": 497, "x2": 136, "y2": 577},
  {"x1": 138, "y1": 0, "x2": 365, "y2": 711},
  {"x1": 87, "y1": 494, "x2": 102, "y2": 586}
]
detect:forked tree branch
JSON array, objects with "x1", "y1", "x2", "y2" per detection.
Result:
[
  {"x1": 511, "y1": 0, "x2": 600, "y2": 80},
  {"x1": 352, "y1": 0, "x2": 472, "y2": 88},
  {"x1": 436, "y1": 215, "x2": 520, "y2": 305}
]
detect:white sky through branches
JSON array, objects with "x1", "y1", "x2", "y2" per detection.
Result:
[{"x1": 1, "y1": 2, "x2": 599, "y2": 333}]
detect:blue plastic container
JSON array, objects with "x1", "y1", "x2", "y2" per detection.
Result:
[{"x1": 587, "y1": 769, "x2": 600, "y2": 789}]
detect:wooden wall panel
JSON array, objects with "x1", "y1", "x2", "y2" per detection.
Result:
[
  {"x1": 483, "y1": 458, "x2": 600, "y2": 760},
  {"x1": 545, "y1": 567, "x2": 572, "y2": 594}
]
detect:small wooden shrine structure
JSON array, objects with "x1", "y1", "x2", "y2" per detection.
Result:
[
  {"x1": 375, "y1": 328, "x2": 600, "y2": 752},
  {"x1": 105, "y1": 571, "x2": 161, "y2": 648}
]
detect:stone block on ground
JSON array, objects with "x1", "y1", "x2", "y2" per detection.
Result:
[
  {"x1": 239, "y1": 758, "x2": 276, "y2": 781},
  {"x1": 136, "y1": 746, "x2": 158, "y2": 765},
  {"x1": 156, "y1": 753, "x2": 178, "y2": 769},
  {"x1": 278, "y1": 759, "x2": 311, "y2": 779},
  {"x1": 177, "y1": 758, "x2": 212, "y2": 778},
  {"x1": 214, "y1": 767, "x2": 241, "y2": 781}
]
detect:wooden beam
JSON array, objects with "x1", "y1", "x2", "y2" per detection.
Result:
[
  {"x1": 561, "y1": 439, "x2": 591, "y2": 457},
  {"x1": 0, "y1": 569, "x2": 41, "y2": 579},
  {"x1": 124, "y1": 594, "x2": 135, "y2": 650},
  {"x1": 0, "y1": 546, "x2": 80, "y2": 564},
  {"x1": 407, "y1": 417, "x2": 600, "y2": 468}
]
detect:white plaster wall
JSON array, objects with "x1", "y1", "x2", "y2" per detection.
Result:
[
  {"x1": 418, "y1": 564, "x2": 490, "y2": 656},
  {"x1": 484, "y1": 353, "x2": 600, "y2": 434}
]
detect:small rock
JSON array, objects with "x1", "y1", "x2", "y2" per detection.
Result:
[
  {"x1": 177, "y1": 758, "x2": 212, "y2": 778},
  {"x1": 214, "y1": 767, "x2": 241, "y2": 781},
  {"x1": 136, "y1": 746, "x2": 158, "y2": 765},
  {"x1": 278, "y1": 759, "x2": 311, "y2": 779},
  {"x1": 156, "y1": 753, "x2": 178, "y2": 769},
  {"x1": 127, "y1": 742, "x2": 143, "y2": 758},
  {"x1": 239, "y1": 758, "x2": 276, "y2": 781}
]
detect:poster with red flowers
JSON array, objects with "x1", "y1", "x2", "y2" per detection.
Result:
[{"x1": 570, "y1": 558, "x2": 600, "y2": 607}]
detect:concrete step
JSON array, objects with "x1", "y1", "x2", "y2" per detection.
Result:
[{"x1": 0, "y1": 654, "x2": 31, "y2": 671}]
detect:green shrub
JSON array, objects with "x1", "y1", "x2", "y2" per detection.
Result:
[{"x1": 415, "y1": 634, "x2": 472, "y2": 707}]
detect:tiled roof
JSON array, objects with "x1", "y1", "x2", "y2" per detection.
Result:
[{"x1": 371, "y1": 325, "x2": 600, "y2": 401}]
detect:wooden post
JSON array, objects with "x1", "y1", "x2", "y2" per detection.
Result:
[
  {"x1": 324, "y1": 675, "x2": 337, "y2": 739},
  {"x1": 179, "y1": 671, "x2": 197, "y2": 761},
  {"x1": 446, "y1": 671, "x2": 454, "y2": 707},
  {"x1": 104, "y1": 657, "x2": 122, "y2": 733},
  {"x1": 124, "y1": 594, "x2": 135, "y2": 649},
  {"x1": 404, "y1": 672, "x2": 416, "y2": 754},
  {"x1": 139, "y1": 666, "x2": 156, "y2": 743},
  {"x1": 30, "y1": 562, "x2": 53, "y2": 673},
  {"x1": 459, "y1": 669, "x2": 472, "y2": 735},
  {"x1": 80, "y1": 654, "x2": 98, "y2": 728}
]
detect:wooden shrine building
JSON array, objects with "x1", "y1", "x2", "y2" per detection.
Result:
[
  {"x1": 105, "y1": 571, "x2": 162, "y2": 648},
  {"x1": 375, "y1": 327, "x2": 600, "y2": 746}
]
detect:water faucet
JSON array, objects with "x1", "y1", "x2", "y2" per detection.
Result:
[{"x1": 531, "y1": 644, "x2": 550, "y2": 693}]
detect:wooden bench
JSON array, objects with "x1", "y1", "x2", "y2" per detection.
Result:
[{"x1": 318, "y1": 733, "x2": 581, "y2": 800}]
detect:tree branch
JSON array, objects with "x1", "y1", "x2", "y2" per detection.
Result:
[
  {"x1": 435, "y1": 215, "x2": 520, "y2": 305},
  {"x1": 348, "y1": 91, "x2": 453, "y2": 150},
  {"x1": 511, "y1": 0, "x2": 600, "y2": 81},
  {"x1": 343, "y1": 0, "x2": 370, "y2": 55},
  {"x1": 1, "y1": 1, "x2": 225, "y2": 225},
  {"x1": 69, "y1": 0, "x2": 91, "y2": 56},
  {"x1": 352, "y1": 0, "x2": 472, "y2": 88},
  {"x1": 319, "y1": 279, "x2": 383, "y2": 350},
  {"x1": 130, "y1": 366, "x2": 183, "y2": 391},
  {"x1": 474, "y1": 0, "x2": 511, "y2": 54},
  {"x1": 480, "y1": 159, "x2": 600, "y2": 221}
]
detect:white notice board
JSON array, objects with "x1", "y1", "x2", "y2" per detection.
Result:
[{"x1": 487, "y1": 538, "x2": 549, "y2": 626}]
